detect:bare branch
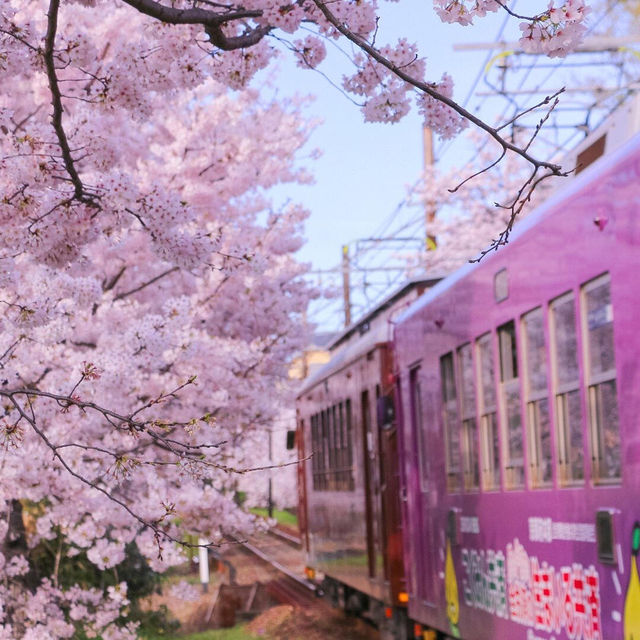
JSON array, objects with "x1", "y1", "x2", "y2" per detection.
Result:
[
  {"x1": 103, "y1": 265, "x2": 127, "y2": 293},
  {"x1": 114, "y1": 266, "x2": 180, "y2": 301},
  {"x1": 448, "y1": 148, "x2": 506, "y2": 194},
  {"x1": 524, "y1": 96, "x2": 561, "y2": 153},
  {"x1": 495, "y1": 88, "x2": 565, "y2": 133}
]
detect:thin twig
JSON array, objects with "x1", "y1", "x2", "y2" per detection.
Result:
[{"x1": 114, "y1": 266, "x2": 179, "y2": 301}]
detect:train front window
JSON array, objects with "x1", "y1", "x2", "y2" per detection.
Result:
[
  {"x1": 522, "y1": 307, "x2": 552, "y2": 488},
  {"x1": 440, "y1": 353, "x2": 461, "y2": 492},
  {"x1": 476, "y1": 334, "x2": 500, "y2": 490},
  {"x1": 457, "y1": 343, "x2": 479, "y2": 490},
  {"x1": 583, "y1": 274, "x2": 621, "y2": 484},
  {"x1": 498, "y1": 321, "x2": 525, "y2": 489},
  {"x1": 551, "y1": 293, "x2": 584, "y2": 486}
]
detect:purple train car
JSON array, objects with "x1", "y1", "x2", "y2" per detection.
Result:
[{"x1": 392, "y1": 131, "x2": 640, "y2": 639}]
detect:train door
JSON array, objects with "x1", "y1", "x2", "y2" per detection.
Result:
[
  {"x1": 296, "y1": 416, "x2": 310, "y2": 551},
  {"x1": 377, "y1": 388, "x2": 406, "y2": 601},
  {"x1": 361, "y1": 388, "x2": 384, "y2": 582}
]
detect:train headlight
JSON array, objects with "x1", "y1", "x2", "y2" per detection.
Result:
[{"x1": 304, "y1": 566, "x2": 316, "y2": 580}]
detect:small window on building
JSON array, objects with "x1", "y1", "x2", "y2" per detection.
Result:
[
  {"x1": 494, "y1": 268, "x2": 509, "y2": 302},
  {"x1": 575, "y1": 134, "x2": 606, "y2": 175},
  {"x1": 476, "y1": 334, "x2": 500, "y2": 490},
  {"x1": 522, "y1": 308, "x2": 553, "y2": 488},
  {"x1": 457, "y1": 343, "x2": 479, "y2": 490},
  {"x1": 551, "y1": 293, "x2": 584, "y2": 486},
  {"x1": 583, "y1": 274, "x2": 620, "y2": 483},
  {"x1": 498, "y1": 321, "x2": 525, "y2": 489},
  {"x1": 441, "y1": 353, "x2": 461, "y2": 492}
]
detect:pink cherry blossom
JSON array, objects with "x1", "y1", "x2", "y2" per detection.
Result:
[{"x1": 0, "y1": 0, "x2": 593, "y2": 632}]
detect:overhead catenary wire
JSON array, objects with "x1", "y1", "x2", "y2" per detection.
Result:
[{"x1": 307, "y1": 0, "x2": 636, "y2": 332}]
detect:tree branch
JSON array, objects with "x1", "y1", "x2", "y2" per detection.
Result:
[
  {"x1": 311, "y1": 0, "x2": 564, "y2": 176},
  {"x1": 119, "y1": 0, "x2": 270, "y2": 50},
  {"x1": 114, "y1": 266, "x2": 179, "y2": 301},
  {"x1": 44, "y1": 0, "x2": 98, "y2": 205}
]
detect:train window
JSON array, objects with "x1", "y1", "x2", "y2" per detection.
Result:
[
  {"x1": 340, "y1": 401, "x2": 355, "y2": 490},
  {"x1": 309, "y1": 402, "x2": 355, "y2": 491},
  {"x1": 346, "y1": 398, "x2": 354, "y2": 471},
  {"x1": 457, "y1": 343, "x2": 479, "y2": 490},
  {"x1": 498, "y1": 321, "x2": 525, "y2": 489},
  {"x1": 311, "y1": 414, "x2": 324, "y2": 490},
  {"x1": 410, "y1": 366, "x2": 429, "y2": 491},
  {"x1": 522, "y1": 308, "x2": 552, "y2": 488},
  {"x1": 582, "y1": 274, "x2": 621, "y2": 483},
  {"x1": 551, "y1": 293, "x2": 584, "y2": 486},
  {"x1": 328, "y1": 407, "x2": 336, "y2": 474},
  {"x1": 476, "y1": 333, "x2": 500, "y2": 490},
  {"x1": 346, "y1": 401, "x2": 356, "y2": 489},
  {"x1": 440, "y1": 353, "x2": 461, "y2": 492},
  {"x1": 321, "y1": 410, "x2": 330, "y2": 486}
]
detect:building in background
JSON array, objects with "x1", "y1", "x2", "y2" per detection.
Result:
[{"x1": 238, "y1": 333, "x2": 334, "y2": 514}]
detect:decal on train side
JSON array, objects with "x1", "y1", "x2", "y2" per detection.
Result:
[
  {"x1": 449, "y1": 538, "x2": 604, "y2": 640},
  {"x1": 624, "y1": 522, "x2": 640, "y2": 640},
  {"x1": 445, "y1": 538, "x2": 461, "y2": 637}
]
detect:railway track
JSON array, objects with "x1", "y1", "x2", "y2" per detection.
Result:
[
  {"x1": 218, "y1": 530, "x2": 380, "y2": 638},
  {"x1": 236, "y1": 531, "x2": 317, "y2": 608}
]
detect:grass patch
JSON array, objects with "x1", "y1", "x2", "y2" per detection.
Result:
[
  {"x1": 142, "y1": 625, "x2": 251, "y2": 640},
  {"x1": 249, "y1": 508, "x2": 298, "y2": 529}
]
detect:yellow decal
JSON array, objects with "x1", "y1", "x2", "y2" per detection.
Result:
[
  {"x1": 624, "y1": 522, "x2": 640, "y2": 640},
  {"x1": 445, "y1": 538, "x2": 460, "y2": 631}
]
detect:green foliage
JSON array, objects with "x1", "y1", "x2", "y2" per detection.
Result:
[
  {"x1": 233, "y1": 491, "x2": 247, "y2": 508},
  {"x1": 142, "y1": 625, "x2": 251, "y2": 640},
  {"x1": 249, "y1": 508, "x2": 298, "y2": 528},
  {"x1": 27, "y1": 534, "x2": 180, "y2": 638}
]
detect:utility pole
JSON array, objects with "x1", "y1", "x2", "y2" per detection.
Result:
[
  {"x1": 423, "y1": 126, "x2": 437, "y2": 251},
  {"x1": 267, "y1": 427, "x2": 273, "y2": 518},
  {"x1": 342, "y1": 244, "x2": 352, "y2": 327}
]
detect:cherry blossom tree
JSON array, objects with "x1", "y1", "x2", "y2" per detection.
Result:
[
  {"x1": 0, "y1": 0, "x2": 596, "y2": 635},
  {"x1": 0, "y1": 3, "x2": 319, "y2": 635}
]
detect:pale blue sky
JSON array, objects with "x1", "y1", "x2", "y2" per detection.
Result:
[
  {"x1": 257, "y1": 1, "x2": 623, "y2": 329},
  {"x1": 263, "y1": 4, "x2": 512, "y2": 273}
]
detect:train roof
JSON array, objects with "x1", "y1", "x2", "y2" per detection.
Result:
[
  {"x1": 327, "y1": 274, "x2": 445, "y2": 351},
  {"x1": 297, "y1": 275, "x2": 444, "y2": 397},
  {"x1": 395, "y1": 129, "x2": 640, "y2": 327}
]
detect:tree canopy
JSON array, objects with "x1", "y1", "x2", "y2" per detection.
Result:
[{"x1": 0, "y1": 0, "x2": 597, "y2": 635}]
